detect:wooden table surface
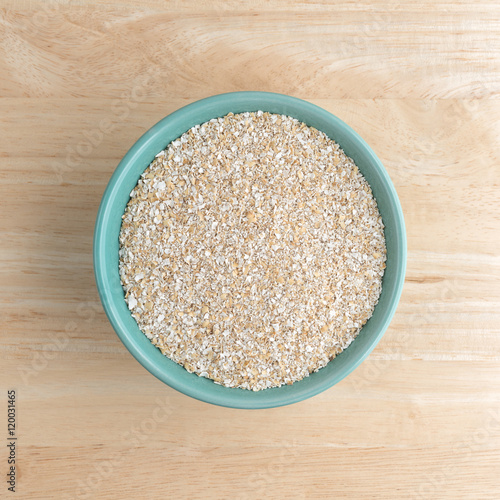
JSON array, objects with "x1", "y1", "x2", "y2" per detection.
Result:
[{"x1": 1, "y1": 1, "x2": 499, "y2": 498}]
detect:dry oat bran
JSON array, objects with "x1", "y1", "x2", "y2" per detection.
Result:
[{"x1": 119, "y1": 111, "x2": 386, "y2": 391}]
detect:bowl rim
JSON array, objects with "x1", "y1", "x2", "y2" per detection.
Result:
[{"x1": 93, "y1": 91, "x2": 406, "y2": 409}]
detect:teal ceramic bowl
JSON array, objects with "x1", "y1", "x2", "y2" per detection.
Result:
[{"x1": 94, "y1": 91, "x2": 406, "y2": 409}]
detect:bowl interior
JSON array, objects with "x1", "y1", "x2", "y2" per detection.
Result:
[{"x1": 94, "y1": 92, "x2": 406, "y2": 409}]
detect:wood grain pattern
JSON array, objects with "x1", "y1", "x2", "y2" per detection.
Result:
[{"x1": 1, "y1": 1, "x2": 499, "y2": 498}]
